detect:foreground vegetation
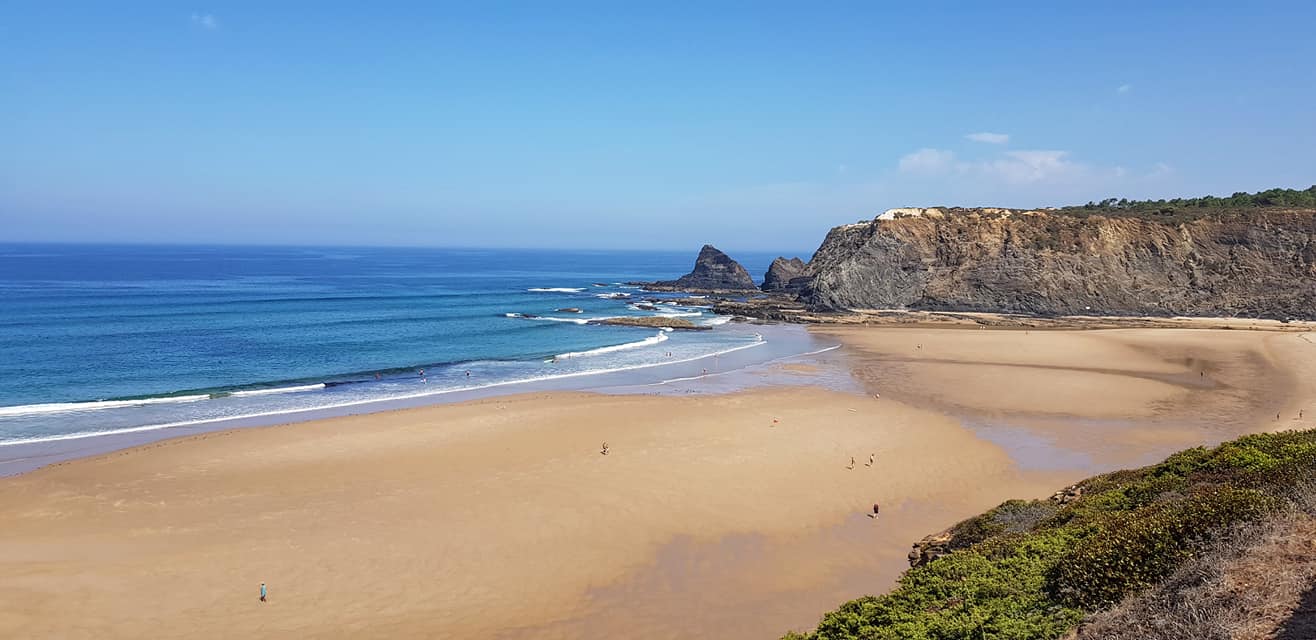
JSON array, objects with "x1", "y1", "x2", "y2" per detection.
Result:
[{"x1": 784, "y1": 429, "x2": 1316, "y2": 640}]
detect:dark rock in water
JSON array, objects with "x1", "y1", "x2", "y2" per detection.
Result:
[
  {"x1": 634, "y1": 303, "x2": 658, "y2": 311},
  {"x1": 648, "y1": 245, "x2": 758, "y2": 292},
  {"x1": 802, "y1": 207, "x2": 1316, "y2": 319},
  {"x1": 555, "y1": 307, "x2": 583, "y2": 313},
  {"x1": 587, "y1": 316, "x2": 710, "y2": 330},
  {"x1": 762, "y1": 257, "x2": 809, "y2": 292}
]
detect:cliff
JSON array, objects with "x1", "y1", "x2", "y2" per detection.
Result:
[
  {"x1": 648, "y1": 244, "x2": 758, "y2": 292},
  {"x1": 801, "y1": 207, "x2": 1316, "y2": 319},
  {"x1": 762, "y1": 257, "x2": 809, "y2": 292}
]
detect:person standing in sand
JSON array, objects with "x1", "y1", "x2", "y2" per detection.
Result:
[
  {"x1": 847, "y1": 456, "x2": 855, "y2": 470},
  {"x1": 260, "y1": 582, "x2": 267, "y2": 603},
  {"x1": 866, "y1": 453, "x2": 875, "y2": 467}
]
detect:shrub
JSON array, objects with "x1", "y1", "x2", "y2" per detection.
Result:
[{"x1": 1047, "y1": 488, "x2": 1276, "y2": 609}]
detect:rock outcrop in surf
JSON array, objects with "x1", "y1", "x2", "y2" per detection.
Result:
[
  {"x1": 646, "y1": 244, "x2": 758, "y2": 292},
  {"x1": 761, "y1": 257, "x2": 809, "y2": 292}
]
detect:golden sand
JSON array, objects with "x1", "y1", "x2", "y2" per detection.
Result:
[{"x1": 2, "y1": 326, "x2": 1313, "y2": 638}]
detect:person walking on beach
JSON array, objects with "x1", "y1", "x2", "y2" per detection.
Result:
[
  {"x1": 259, "y1": 582, "x2": 267, "y2": 603},
  {"x1": 871, "y1": 502, "x2": 880, "y2": 518},
  {"x1": 866, "y1": 453, "x2": 875, "y2": 467},
  {"x1": 600, "y1": 442, "x2": 609, "y2": 455},
  {"x1": 847, "y1": 456, "x2": 855, "y2": 470}
]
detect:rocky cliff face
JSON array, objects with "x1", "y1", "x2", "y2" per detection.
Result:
[
  {"x1": 802, "y1": 208, "x2": 1316, "y2": 319},
  {"x1": 761, "y1": 257, "x2": 809, "y2": 292},
  {"x1": 651, "y1": 244, "x2": 758, "y2": 291}
]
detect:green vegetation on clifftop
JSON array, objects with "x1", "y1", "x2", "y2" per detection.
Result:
[
  {"x1": 1060, "y1": 185, "x2": 1316, "y2": 222},
  {"x1": 784, "y1": 429, "x2": 1316, "y2": 640}
]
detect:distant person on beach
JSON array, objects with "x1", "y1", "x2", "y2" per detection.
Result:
[
  {"x1": 866, "y1": 453, "x2": 875, "y2": 467},
  {"x1": 847, "y1": 456, "x2": 855, "y2": 470},
  {"x1": 600, "y1": 442, "x2": 609, "y2": 455},
  {"x1": 872, "y1": 503, "x2": 880, "y2": 518},
  {"x1": 260, "y1": 582, "x2": 267, "y2": 602}
]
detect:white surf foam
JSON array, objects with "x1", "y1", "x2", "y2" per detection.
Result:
[
  {"x1": 0, "y1": 394, "x2": 211, "y2": 418},
  {"x1": 506, "y1": 312, "x2": 612, "y2": 325},
  {"x1": 230, "y1": 383, "x2": 326, "y2": 398},
  {"x1": 701, "y1": 316, "x2": 733, "y2": 326},
  {"x1": 554, "y1": 331, "x2": 669, "y2": 359},
  {"x1": 527, "y1": 287, "x2": 585, "y2": 293}
]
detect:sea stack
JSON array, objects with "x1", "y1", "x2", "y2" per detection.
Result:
[
  {"x1": 761, "y1": 257, "x2": 809, "y2": 292},
  {"x1": 648, "y1": 244, "x2": 758, "y2": 292}
]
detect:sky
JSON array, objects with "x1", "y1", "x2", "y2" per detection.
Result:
[{"x1": 3, "y1": 2, "x2": 1314, "y2": 253}]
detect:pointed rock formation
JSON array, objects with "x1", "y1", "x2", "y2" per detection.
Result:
[
  {"x1": 648, "y1": 244, "x2": 758, "y2": 292},
  {"x1": 761, "y1": 257, "x2": 809, "y2": 292}
]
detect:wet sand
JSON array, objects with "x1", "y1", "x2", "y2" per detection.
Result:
[{"x1": 2, "y1": 326, "x2": 1313, "y2": 638}]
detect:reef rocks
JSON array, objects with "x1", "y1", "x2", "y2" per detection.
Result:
[{"x1": 587, "y1": 316, "x2": 710, "y2": 330}]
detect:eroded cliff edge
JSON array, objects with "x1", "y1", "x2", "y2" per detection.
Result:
[{"x1": 800, "y1": 207, "x2": 1316, "y2": 319}]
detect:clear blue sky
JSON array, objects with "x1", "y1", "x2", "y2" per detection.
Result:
[{"x1": 3, "y1": 2, "x2": 1314, "y2": 253}]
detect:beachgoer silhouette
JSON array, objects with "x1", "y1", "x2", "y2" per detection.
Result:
[
  {"x1": 866, "y1": 453, "x2": 875, "y2": 467},
  {"x1": 600, "y1": 442, "x2": 609, "y2": 456},
  {"x1": 847, "y1": 456, "x2": 855, "y2": 470},
  {"x1": 465, "y1": 370, "x2": 471, "y2": 377},
  {"x1": 260, "y1": 582, "x2": 267, "y2": 603},
  {"x1": 872, "y1": 503, "x2": 880, "y2": 517},
  {"x1": 418, "y1": 368, "x2": 425, "y2": 377}
]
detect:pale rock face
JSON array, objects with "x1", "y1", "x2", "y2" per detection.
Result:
[{"x1": 877, "y1": 207, "x2": 944, "y2": 221}]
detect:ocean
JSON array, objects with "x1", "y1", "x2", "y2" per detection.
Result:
[{"x1": 0, "y1": 244, "x2": 822, "y2": 451}]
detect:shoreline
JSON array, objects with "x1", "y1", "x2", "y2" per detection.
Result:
[
  {"x1": 2, "y1": 322, "x2": 1313, "y2": 638},
  {"x1": 0, "y1": 323, "x2": 830, "y2": 477}
]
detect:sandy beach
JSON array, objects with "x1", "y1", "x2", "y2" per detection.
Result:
[{"x1": 2, "y1": 324, "x2": 1314, "y2": 639}]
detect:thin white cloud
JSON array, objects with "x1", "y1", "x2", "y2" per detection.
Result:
[
  {"x1": 965, "y1": 132, "x2": 1010, "y2": 145},
  {"x1": 898, "y1": 148, "x2": 957, "y2": 174},
  {"x1": 984, "y1": 150, "x2": 1078, "y2": 184},
  {"x1": 899, "y1": 147, "x2": 1079, "y2": 184},
  {"x1": 1117, "y1": 84, "x2": 1132, "y2": 94},
  {"x1": 191, "y1": 13, "x2": 219, "y2": 30}
]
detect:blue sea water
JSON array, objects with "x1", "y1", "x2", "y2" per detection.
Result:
[{"x1": 0, "y1": 244, "x2": 802, "y2": 447}]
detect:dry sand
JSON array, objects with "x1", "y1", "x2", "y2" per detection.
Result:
[{"x1": 2, "y1": 325, "x2": 1314, "y2": 639}]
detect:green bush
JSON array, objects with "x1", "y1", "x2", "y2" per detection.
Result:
[
  {"x1": 949, "y1": 500, "x2": 1059, "y2": 548},
  {"x1": 1046, "y1": 488, "x2": 1276, "y2": 609}
]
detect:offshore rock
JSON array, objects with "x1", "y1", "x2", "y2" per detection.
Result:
[
  {"x1": 761, "y1": 257, "x2": 809, "y2": 292},
  {"x1": 802, "y1": 208, "x2": 1316, "y2": 319},
  {"x1": 647, "y1": 245, "x2": 758, "y2": 292}
]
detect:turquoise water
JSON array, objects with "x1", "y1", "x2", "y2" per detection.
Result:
[{"x1": 0, "y1": 244, "x2": 798, "y2": 446}]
